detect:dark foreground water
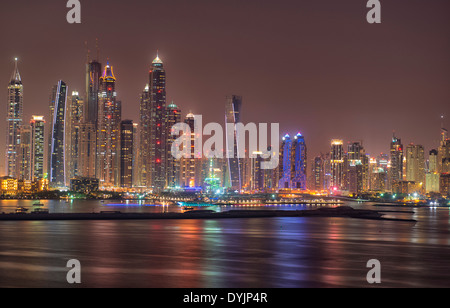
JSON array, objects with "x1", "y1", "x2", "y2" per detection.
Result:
[{"x1": 0, "y1": 200, "x2": 450, "y2": 287}]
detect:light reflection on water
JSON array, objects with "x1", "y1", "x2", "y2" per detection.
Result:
[{"x1": 0, "y1": 200, "x2": 450, "y2": 287}]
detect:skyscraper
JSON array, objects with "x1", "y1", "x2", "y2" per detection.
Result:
[
  {"x1": 96, "y1": 61, "x2": 121, "y2": 187},
  {"x1": 291, "y1": 133, "x2": 307, "y2": 190},
  {"x1": 165, "y1": 102, "x2": 181, "y2": 188},
  {"x1": 79, "y1": 58, "x2": 102, "y2": 179},
  {"x1": 180, "y1": 113, "x2": 197, "y2": 188},
  {"x1": 426, "y1": 149, "x2": 440, "y2": 193},
  {"x1": 5, "y1": 58, "x2": 23, "y2": 178},
  {"x1": 67, "y1": 91, "x2": 84, "y2": 179},
  {"x1": 146, "y1": 54, "x2": 167, "y2": 191},
  {"x1": 225, "y1": 95, "x2": 243, "y2": 191},
  {"x1": 330, "y1": 139, "x2": 344, "y2": 190},
  {"x1": 405, "y1": 143, "x2": 425, "y2": 188},
  {"x1": 390, "y1": 134, "x2": 403, "y2": 188},
  {"x1": 49, "y1": 81, "x2": 68, "y2": 188},
  {"x1": 139, "y1": 84, "x2": 150, "y2": 187},
  {"x1": 16, "y1": 125, "x2": 32, "y2": 181},
  {"x1": 30, "y1": 116, "x2": 45, "y2": 180},
  {"x1": 278, "y1": 133, "x2": 307, "y2": 190},
  {"x1": 278, "y1": 134, "x2": 292, "y2": 189},
  {"x1": 119, "y1": 120, "x2": 134, "y2": 188}
]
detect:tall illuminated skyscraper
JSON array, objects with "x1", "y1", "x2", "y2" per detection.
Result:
[
  {"x1": 119, "y1": 120, "x2": 134, "y2": 188},
  {"x1": 390, "y1": 134, "x2": 403, "y2": 187},
  {"x1": 139, "y1": 84, "x2": 150, "y2": 187},
  {"x1": 147, "y1": 54, "x2": 167, "y2": 191},
  {"x1": 225, "y1": 95, "x2": 243, "y2": 191},
  {"x1": 49, "y1": 81, "x2": 68, "y2": 188},
  {"x1": 278, "y1": 133, "x2": 307, "y2": 190},
  {"x1": 180, "y1": 113, "x2": 197, "y2": 188},
  {"x1": 67, "y1": 91, "x2": 84, "y2": 179},
  {"x1": 79, "y1": 58, "x2": 102, "y2": 179},
  {"x1": 278, "y1": 134, "x2": 292, "y2": 189},
  {"x1": 165, "y1": 102, "x2": 181, "y2": 188},
  {"x1": 330, "y1": 139, "x2": 344, "y2": 190},
  {"x1": 30, "y1": 116, "x2": 45, "y2": 180},
  {"x1": 16, "y1": 124, "x2": 32, "y2": 181},
  {"x1": 405, "y1": 144, "x2": 425, "y2": 187},
  {"x1": 96, "y1": 61, "x2": 121, "y2": 187},
  {"x1": 5, "y1": 58, "x2": 23, "y2": 178},
  {"x1": 291, "y1": 133, "x2": 307, "y2": 189}
]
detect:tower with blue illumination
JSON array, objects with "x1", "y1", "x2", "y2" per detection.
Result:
[
  {"x1": 278, "y1": 132, "x2": 307, "y2": 190},
  {"x1": 291, "y1": 133, "x2": 307, "y2": 189}
]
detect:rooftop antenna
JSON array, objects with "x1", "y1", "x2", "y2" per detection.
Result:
[
  {"x1": 95, "y1": 38, "x2": 100, "y2": 62},
  {"x1": 85, "y1": 41, "x2": 90, "y2": 64}
]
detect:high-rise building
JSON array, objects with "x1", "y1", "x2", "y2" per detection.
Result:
[
  {"x1": 67, "y1": 91, "x2": 84, "y2": 179},
  {"x1": 225, "y1": 95, "x2": 243, "y2": 191},
  {"x1": 96, "y1": 62, "x2": 121, "y2": 187},
  {"x1": 147, "y1": 54, "x2": 167, "y2": 191},
  {"x1": 86, "y1": 60, "x2": 102, "y2": 125},
  {"x1": 132, "y1": 123, "x2": 140, "y2": 188},
  {"x1": 347, "y1": 141, "x2": 366, "y2": 194},
  {"x1": 5, "y1": 58, "x2": 23, "y2": 178},
  {"x1": 49, "y1": 81, "x2": 68, "y2": 188},
  {"x1": 165, "y1": 102, "x2": 181, "y2": 188},
  {"x1": 180, "y1": 113, "x2": 197, "y2": 188},
  {"x1": 390, "y1": 134, "x2": 403, "y2": 188},
  {"x1": 16, "y1": 125, "x2": 32, "y2": 181},
  {"x1": 278, "y1": 134, "x2": 292, "y2": 189},
  {"x1": 30, "y1": 116, "x2": 45, "y2": 180},
  {"x1": 438, "y1": 126, "x2": 450, "y2": 174},
  {"x1": 330, "y1": 139, "x2": 344, "y2": 190},
  {"x1": 79, "y1": 59, "x2": 102, "y2": 179},
  {"x1": 119, "y1": 120, "x2": 134, "y2": 188},
  {"x1": 278, "y1": 133, "x2": 307, "y2": 190},
  {"x1": 426, "y1": 149, "x2": 440, "y2": 193},
  {"x1": 139, "y1": 84, "x2": 150, "y2": 188},
  {"x1": 405, "y1": 144, "x2": 425, "y2": 189},
  {"x1": 291, "y1": 133, "x2": 307, "y2": 190},
  {"x1": 313, "y1": 155, "x2": 324, "y2": 191}
]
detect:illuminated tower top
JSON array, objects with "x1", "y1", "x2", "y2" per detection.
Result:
[{"x1": 10, "y1": 58, "x2": 22, "y2": 85}]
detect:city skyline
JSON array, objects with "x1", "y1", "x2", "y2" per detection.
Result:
[{"x1": 1, "y1": 0, "x2": 450, "y2": 175}]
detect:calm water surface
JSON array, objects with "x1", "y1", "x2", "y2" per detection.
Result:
[{"x1": 0, "y1": 200, "x2": 450, "y2": 287}]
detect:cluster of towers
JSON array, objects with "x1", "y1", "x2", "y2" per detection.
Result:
[
  {"x1": 311, "y1": 130, "x2": 450, "y2": 196},
  {"x1": 4, "y1": 53, "x2": 450, "y2": 196}
]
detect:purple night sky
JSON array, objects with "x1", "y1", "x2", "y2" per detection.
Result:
[{"x1": 0, "y1": 0, "x2": 449, "y2": 174}]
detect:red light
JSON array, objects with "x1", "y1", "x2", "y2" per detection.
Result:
[{"x1": 156, "y1": 159, "x2": 161, "y2": 163}]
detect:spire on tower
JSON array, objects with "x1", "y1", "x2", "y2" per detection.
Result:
[{"x1": 10, "y1": 57, "x2": 21, "y2": 84}]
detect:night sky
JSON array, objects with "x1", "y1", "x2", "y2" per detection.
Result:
[{"x1": 1, "y1": 0, "x2": 449, "y2": 174}]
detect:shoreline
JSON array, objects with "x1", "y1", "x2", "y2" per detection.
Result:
[{"x1": 0, "y1": 206, "x2": 417, "y2": 222}]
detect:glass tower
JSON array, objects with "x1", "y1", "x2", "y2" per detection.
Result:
[
  {"x1": 5, "y1": 58, "x2": 23, "y2": 178},
  {"x1": 49, "y1": 81, "x2": 68, "y2": 188}
]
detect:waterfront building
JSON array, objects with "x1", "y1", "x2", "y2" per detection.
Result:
[
  {"x1": 405, "y1": 144, "x2": 425, "y2": 191},
  {"x1": 426, "y1": 149, "x2": 440, "y2": 193},
  {"x1": 330, "y1": 139, "x2": 344, "y2": 190},
  {"x1": 70, "y1": 177, "x2": 99, "y2": 194},
  {"x1": 225, "y1": 95, "x2": 243, "y2": 192},
  {"x1": 165, "y1": 102, "x2": 181, "y2": 188},
  {"x1": 119, "y1": 120, "x2": 134, "y2": 188},
  {"x1": 390, "y1": 134, "x2": 403, "y2": 187},
  {"x1": 96, "y1": 61, "x2": 121, "y2": 188},
  {"x1": 5, "y1": 58, "x2": 23, "y2": 178},
  {"x1": 49, "y1": 81, "x2": 68, "y2": 188},
  {"x1": 278, "y1": 133, "x2": 307, "y2": 190},
  {"x1": 145, "y1": 54, "x2": 167, "y2": 191},
  {"x1": 138, "y1": 84, "x2": 150, "y2": 188},
  {"x1": 180, "y1": 113, "x2": 199, "y2": 188},
  {"x1": 16, "y1": 125, "x2": 32, "y2": 181},
  {"x1": 30, "y1": 116, "x2": 45, "y2": 180},
  {"x1": 67, "y1": 91, "x2": 84, "y2": 179}
]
